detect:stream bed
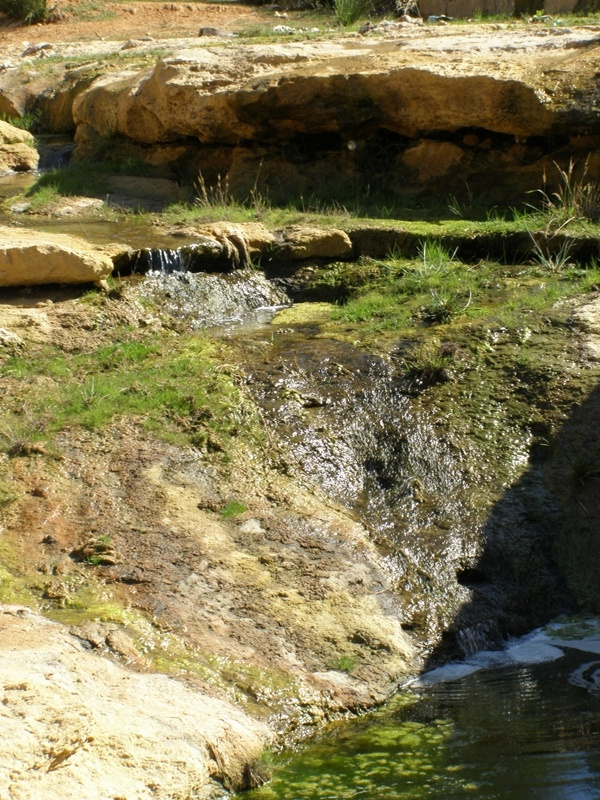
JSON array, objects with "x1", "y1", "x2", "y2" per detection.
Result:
[{"x1": 237, "y1": 618, "x2": 600, "y2": 800}]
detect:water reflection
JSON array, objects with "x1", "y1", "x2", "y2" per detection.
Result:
[{"x1": 240, "y1": 638, "x2": 600, "y2": 800}]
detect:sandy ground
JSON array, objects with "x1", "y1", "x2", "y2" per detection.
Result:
[{"x1": 0, "y1": 1, "x2": 267, "y2": 46}]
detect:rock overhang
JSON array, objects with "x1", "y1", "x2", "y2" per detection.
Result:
[{"x1": 72, "y1": 31, "x2": 600, "y2": 149}]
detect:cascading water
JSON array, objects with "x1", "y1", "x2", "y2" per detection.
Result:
[
  {"x1": 242, "y1": 327, "x2": 570, "y2": 656},
  {"x1": 138, "y1": 269, "x2": 290, "y2": 329},
  {"x1": 125, "y1": 262, "x2": 593, "y2": 799}
]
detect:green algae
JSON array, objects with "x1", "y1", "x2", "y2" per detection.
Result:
[{"x1": 237, "y1": 696, "x2": 462, "y2": 800}]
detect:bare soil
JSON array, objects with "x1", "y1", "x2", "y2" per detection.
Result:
[{"x1": 0, "y1": 1, "x2": 265, "y2": 45}]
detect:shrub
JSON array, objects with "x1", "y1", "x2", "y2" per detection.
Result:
[{"x1": 0, "y1": 0, "x2": 46, "y2": 23}]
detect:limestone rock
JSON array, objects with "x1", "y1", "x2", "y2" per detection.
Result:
[
  {"x1": 72, "y1": 34, "x2": 578, "y2": 153},
  {"x1": 0, "y1": 142, "x2": 39, "y2": 172},
  {"x1": 0, "y1": 605, "x2": 271, "y2": 800},
  {"x1": 0, "y1": 120, "x2": 35, "y2": 146},
  {"x1": 34, "y1": 65, "x2": 100, "y2": 133},
  {"x1": 0, "y1": 120, "x2": 38, "y2": 173},
  {"x1": 0, "y1": 226, "x2": 113, "y2": 287},
  {"x1": 194, "y1": 221, "x2": 276, "y2": 257},
  {"x1": 272, "y1": 226, "x2": 353, "y2": 260}
]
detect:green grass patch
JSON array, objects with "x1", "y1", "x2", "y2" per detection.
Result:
[
  {"x1": 330, "y1": 655, "x2": 358, "y2": 672},
  {"x1": 0, "y1": 334, "x2": 262, "y2": 456},
  {"x1": 327, "y1": 242, "x2": 600, "y2": 338},
  {"x1": 0, "y1": 111, "x2": 42, "y2": 133},
  {"x1": 219, "y1": 500, "x2": 248, "y2": 518}
]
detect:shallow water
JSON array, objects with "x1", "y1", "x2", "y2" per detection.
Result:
[{"x1": 241, "y1": 619, "x2": 600, "y2": 800}]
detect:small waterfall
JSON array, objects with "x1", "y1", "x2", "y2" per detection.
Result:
[
  {"x1": 138, "y1": 270, "x2": 290, "y2": 329},
  {"x1": 123, "y1": 247, "x2": 192, "y2": 275},
  {"x1": 456, "y1": 621, "x2": 503, "y2": 658},
  {"x1": 37, "y1": 139, "x2": 75, "y2": 171},
  {"x1": 116, "y1": 239, "x2": 239, "y2": 276}
]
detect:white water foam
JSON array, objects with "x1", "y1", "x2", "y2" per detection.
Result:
[{"x1": 409, "y1": 616, "x2": 600, "y2": 688}]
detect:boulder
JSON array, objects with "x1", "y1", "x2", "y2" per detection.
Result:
[
  {"x1": 0, "y1": 120, "x2": 35, "y2": 146},
  {"x1": 0, "y1": 605, "x2": 270, "y2": 800},
  {"x1": 0, "y1": 120, "x2": 39, "y2": 173},
  {"x1": 271, "y1": 226, "x2": 353, "y2": 260},
  {"x1": 0, "y1": 226, "x2": 114, "y2": 286},
  {"x1": 0, "y1": 142, "x2": 39, "y2": 172}
]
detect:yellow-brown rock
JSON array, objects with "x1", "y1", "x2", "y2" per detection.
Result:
[
  {"x1": 0, "y1": 605, "x2": 271, "y2": 800},
  {"x1": 71, "y1": 30, "x2": 598, "y2": 153},
  {"x1": 0, "y1": 121, "x2": 39, "y2": 173},
  {"x1": 0, "y1": 226, "x2": 113, "y2": 286},
  {"x1": 273, "y1": 226, "x2": 353, "y2": 260}
]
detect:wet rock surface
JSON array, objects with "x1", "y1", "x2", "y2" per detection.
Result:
[{"x1": 1, "y1": 259, "x2": 600, "y2": 797}]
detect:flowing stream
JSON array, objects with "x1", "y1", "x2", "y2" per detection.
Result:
[
  {"x1": 127, "y1": 266, "x2": 600, "y2": 799},
  {"x1": 238, "y1": 617, "x2": 600, "y2": 800},
  {"x1": 2, "y1": 202, "x2": 595, "y2": 798}
]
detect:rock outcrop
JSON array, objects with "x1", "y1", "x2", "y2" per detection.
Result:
[
  {"x1": 0, "y1": 120, "x2": 39, "y2": 173},
  {"x1": 0, "y1": 605, "x2": 270, "y2": 800},
  {"x1": 66, "y1": 29, "x2": 600, "y2": 200},
  {"x1": 0, "y1": 226, "x2": 113, "y2": 286},
  {"x1": 72, "y1": 36, "x2": 565, "y2": 147}
]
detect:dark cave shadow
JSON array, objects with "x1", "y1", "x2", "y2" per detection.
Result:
[{"x1": 422, "y1": 378, "x2": 600, "y2": 670}]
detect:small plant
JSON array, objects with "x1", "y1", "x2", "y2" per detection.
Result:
[
  {"x1": 195, "y1": 172, "x2": 235, "y2": 208},
  {"x1": 0, "y1": 111, "x2": 42, "y2": 132},
  {"x1": 402, "y1": 340, "x2": 455, "y2": 389},
  {"x1": 219, "y1": 500, "x2": 248, "y2": 518},
  {"x1": 530, "y1": 158, "x2": 600, "y2": 231},
  {"x1": 334, "y1": 0, "x2": 369, "y2": 26},
  {"x1": 330, "y1": 655, "x2": 358, "y2": 672},
  {"x1": 418, "y1": 240, "x2": 458, "y2": 276},
  {"x1": 527, "y1": 231, "x2": 574, "y2": 272},
  {"x1": 419, "y1": 288, "x2": 471, "y2": 325},
  {"x1": 194, "y1": 171, "x2": 269, "y2": 217},
  {"x1": 243, "y1": 750, "x2": 276, "y2": 790}
]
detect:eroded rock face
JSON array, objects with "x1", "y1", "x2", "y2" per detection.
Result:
[
  {"x1": 68, "y1": 30, "x2": 600, "y2": 200},
  {"x1": 0, "y1": 605, "x2": 271, "y2": 800},
  {"x1": 0, "y1": 226, "x2": 113, "y2": 286},
  {"x1": 73, "y1": 39, "x2": 560, "y2": 148}
]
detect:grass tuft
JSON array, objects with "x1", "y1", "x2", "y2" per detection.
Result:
[
  {"x1": 334, "y1": 0, "x2": 369, "y2": 26},
  {"x1": 0, "y1": 0, "x2": 46, "y2": 22},
  {"x1": 530, "y1": 158, "x2": 600, "y2": 232}
]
